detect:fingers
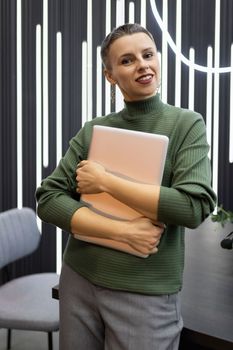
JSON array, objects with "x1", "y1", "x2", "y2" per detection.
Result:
[
  {"x1": 77, "y1": 160, "x2": 88, "y2": 169},
  {"x1": 150, "y1": 246, "x2": 158, "y2": 254},
  {"x1": 129, "y1": 243, "x2": 158, "y2": 256},
  {"x1": 149, "y1": 239, "x2": 160, "y2": 248},
  {"x1": 154, "y1": 221, "x2": 166, "y2": 230},
  {"x1": 76, "y1": 160, "x2": 87, "y2": 193}
]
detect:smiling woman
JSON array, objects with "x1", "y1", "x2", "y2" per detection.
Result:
[
  {"x1": 36, "y1": 23, "x2": 216, "y2": 350},
  {"x1": 102, "y1": 31, "x2": 161, "y2": 101}
]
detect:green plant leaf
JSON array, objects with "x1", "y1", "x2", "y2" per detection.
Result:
[{"x1": 211, "y1": 205, "x2": 233, "y2": 227}]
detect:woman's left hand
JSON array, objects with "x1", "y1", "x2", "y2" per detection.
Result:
[{"x1": 76, "y1": 160, "x2": 106, "y2": 194}]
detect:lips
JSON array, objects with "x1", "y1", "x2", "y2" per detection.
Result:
[{"x1": 136, "y1": 74, "x2": 153, "y2": 84}]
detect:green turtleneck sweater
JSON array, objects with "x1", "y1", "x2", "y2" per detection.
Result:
[{"x1": 36, "y1": 94, "x2": 216, "y2": 294}]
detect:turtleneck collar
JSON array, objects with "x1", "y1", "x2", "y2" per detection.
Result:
[{"x1": 122, "y1": 93, "x2": 164, "y2": 119}]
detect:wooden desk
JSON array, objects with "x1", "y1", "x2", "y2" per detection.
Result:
[{"x1": 180, "y1": 218, "x2": 233, "y2": 349}]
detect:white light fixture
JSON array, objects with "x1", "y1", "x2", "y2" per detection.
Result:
[
  {"x1": 188, "y1": 48, "x2": 195, "y2": 111},
  {"x1": 16, "y1": 0, "x2": 23, "y2": 209},
  {"x1": 161, "y1": 0, "x2": 168, "y2": 103},
  {"x1": 56, "y1": 32, "x2": 63, "y2": 273},
  {"x1": 115, "y1": 0, "x2": 125, "y2": 112},
  {"x1": 96, "y1": 46, "x2": 102, "y2": 116},
  {"x1": 116, "y1": 0, "x2": 125, "y2": 26},
  {"x1": 206, "y1": 46, "x2": 213, "y2": 158},
  {"x1": 149, "y1": 0, "x2": 233, "y2": 74},
  {"x1": 229, "y1": 43, "x2": 233, "y2": 163},
  {"x1": 36, "y1": 25, "x2": 42, "y2": 231},
  {"x1": 140, "y1": 0, "x2": 146, "y2": 27},
  {"x1": 43, "y1": 0, "x2": 49, "y2": 168},
  {"x1": 175, "y1": 0, "x2": 182, "y2": 107},
  {"x1": 129, "y1": 2, "x2": 135, "y2": 23},
  {"x1": 212, "y1": 0, "x2": 221, "y2": 197},
  {"x1": 87, "y1": 0, "x2": 93, "y2": 121},
  {"x1": 82, "y1": 41, "x2": 87, "y2": 126},
  {"x1": 56, "y1": 32, "x2": 62, "y2": 167},
  {"x1": 105, "y1": 0, "x2": 111, "y2": 115}
]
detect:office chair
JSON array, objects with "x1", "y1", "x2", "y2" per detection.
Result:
[{"x1": 0, "y1": 207, "x2": 59, "y2": 350}]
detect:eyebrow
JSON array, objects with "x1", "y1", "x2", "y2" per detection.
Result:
[{"x1": 119, "y1": 47, "x2": 155, "y2": 59}]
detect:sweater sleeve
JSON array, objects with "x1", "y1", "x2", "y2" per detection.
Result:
[
  {"x1": 158, "y1": 113, "x2": 216, "y2": 228},
  {"x1": 36, "y1": 126, "x2": 90, "y2": 232}
]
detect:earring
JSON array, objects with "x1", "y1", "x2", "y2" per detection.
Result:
[
  {"x1": 156, "y1": 80, "x2": 161, "y2": 93},
  {"x1": 111, "y1": 84, "x2": 115, "y2": 104}
]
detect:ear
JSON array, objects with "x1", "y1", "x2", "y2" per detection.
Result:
[{"x1": 104, "y1": 68, "x2": 116, "y2": 85}]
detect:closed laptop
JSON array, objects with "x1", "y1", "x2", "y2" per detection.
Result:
[{"x1": 75, "y1": 125, "x2": 169, "y2": 257}]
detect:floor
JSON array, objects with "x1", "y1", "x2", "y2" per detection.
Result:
[
  {"x1": 0, "y1": 329, "x2": 59, "y2": 350},
  {"x1": 0, "y1": 328, "x2": 225, "y2": 350}
]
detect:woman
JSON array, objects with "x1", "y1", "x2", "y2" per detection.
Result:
[{"x1": 36, "y1": 23, "x2": 216, "y2": 350}]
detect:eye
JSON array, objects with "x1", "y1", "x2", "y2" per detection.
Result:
[
  {"x1": 121, "y1": 57, "x2": 133, "y2": 65},
  {"x1": 144, "y1": 51, "x2": 154, "y2": 59}
]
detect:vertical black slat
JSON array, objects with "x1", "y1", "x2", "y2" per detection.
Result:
[
  {"x1": 92, "y1": 0, "x2": 106, "y2": 118},
  {"x1": 220, "y1": 0, "x2": 233, "y2": 67},
  {"x1": 134, "y1": 0, "x2": 142, "y2": 24},
  {"x1": 0, "y1": 1, "x2": 4, "y2": 212},
  {"x1": 146, "y1": 0, "x2": 162, "y2": 52},
  {"x1": 218, "y1": 0, "x2": 233, "y2": 211},
  {"x1": 22, "y1": 0, "x2": 39, "y2": 210},
  {"x1": 181, "y1": 0, "x2": 215, "y2": 110},
  {"x1": 38, "y1": 0, "x2": 57, "y2": 273},
  {"x1": 61, "y1": 0, "x2": 86, "y2": 151},
  {"x1": 111, "y1": 0, "x2": 117, "y2": 113},
  {"x1": 12, "y1": 0, "x2": 44, "y2": 277},
  {"x1": 1, "y1": 0, "x2": 17, "y2": 211},
  {"x1": 0, "y1": 0, "x2": 3, "y2": 212},
  {"x1": 111, "y1": 0, "x2": 116, "y2": 30},
  {"x1": 61, "y1": 0, "x2": 88, "y2": 252},
  {"x1": 124, "y1": 0, "x2": 130, "y2": 23},
  {"x1": 44, "y1": 0, "x2": 59, "y2": 179},
  {"x1": 166, "y1": 45, "x2": 176, "y2": 106},
  {"x1": 124, "y1": 0, "x2": 141, "y2": 24},
  {"x1": 166, "y1": 0, "x2": 177, "y2": 106},
  {"x1": 180, "y1": 0, "x2": 191, "y2": 109},
  {"x1": 181, "y1": 0, "x2": 215, "y2": 57},
  {"x1": 189, "y1": 1, "x2": 210, "y2": 116},
  {"x1": 20, "y1": 0, "x2": 56, "y2": 275},
  {"x1": 194, "y1": 72, "x2": 207, "y2": 118},
  {"x1": 69, "y1": 0, "x2": 86, "y2": 137},
  {"x1": 101, "y1": 0, "x2": 117, "y2": 115},
  {"x1": 218, "y1": 73, "x2": 231, "y2": 208},
  {"x1": 100, "y1": 0, "x2": 108, "y2": 116},
  {"x1": 38, "y1": 0, "x2": 60, "y2": 271}
]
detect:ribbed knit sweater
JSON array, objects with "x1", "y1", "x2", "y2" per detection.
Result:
[{"x1": 36, "y1": 94, "x2": 216, "y2": 294}]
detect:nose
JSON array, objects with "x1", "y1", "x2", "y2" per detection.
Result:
[{"x1": 137, "y1": 59, "x2": 149, "y2": 71}]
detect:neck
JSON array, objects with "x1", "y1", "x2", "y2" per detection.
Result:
[{"x1": 123, "y1": 93, "x2": 163, "y2": 118}]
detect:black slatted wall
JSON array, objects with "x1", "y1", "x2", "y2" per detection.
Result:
[{"x1": 0, "y1": 0, "x2": 232, "y2": 279}]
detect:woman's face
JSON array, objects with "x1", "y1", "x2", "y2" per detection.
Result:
[{"x1": 104, "y1": 32, "x2": 160, "y2": 102}]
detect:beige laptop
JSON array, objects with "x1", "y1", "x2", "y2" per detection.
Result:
[{"x1": 74, "y1": 125, "x2": 169, "y2": 257}]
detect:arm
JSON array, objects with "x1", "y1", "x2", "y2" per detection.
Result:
[
  {"x1": 76, "y1": 160, "x2": 160, "y2": 221},
  {"x1": 35, "y1": 124, "x2": 164, "y2": 254},
  {"x1": 76, "y1": 114, "x2": 216, "y2": 229},
  {"x1": 158, "y1": 115, "x2": 216, "y2": 228},
  {"x1": 71, "y1": 207, "x2": 164, "y2": 256}
]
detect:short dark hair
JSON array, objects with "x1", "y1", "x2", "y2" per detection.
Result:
[{"x1": 100, "y1": 23, "x2": 155, "y2": 69}]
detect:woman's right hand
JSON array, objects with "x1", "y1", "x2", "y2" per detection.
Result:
[{"x1": 119, "y1": 217, "x2": 165, "y2": 256}]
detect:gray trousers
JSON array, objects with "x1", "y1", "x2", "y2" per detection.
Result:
[{"x1": 59, "y1": 263, "x2": 183, "y2": 350}]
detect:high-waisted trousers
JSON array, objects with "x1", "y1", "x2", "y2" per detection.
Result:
[{"x1": 59, "y1": 263, "x2": 183, "y2": 350}]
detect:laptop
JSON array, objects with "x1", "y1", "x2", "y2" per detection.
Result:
[{"x1": 74, "y1": 125, "x2": 169, "y2": 257}]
